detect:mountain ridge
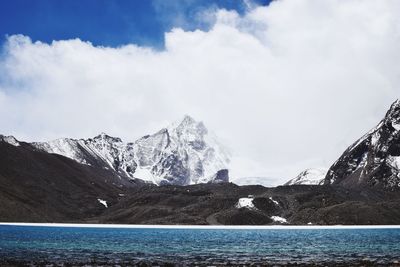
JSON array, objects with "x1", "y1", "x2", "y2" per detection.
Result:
[
  {"x1": 284, "y1": 168, "x2": 327, "y2": 186},
  {"x1": 25, "y1": 115, "x2": 230, "y2": 186},
  {"x1": 324, "y1": 99, "x2": 400, "y2": 188}
]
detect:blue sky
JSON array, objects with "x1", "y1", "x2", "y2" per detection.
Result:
[{"x1": 0, "y1": 0, "x2": 270, "y2": 49}]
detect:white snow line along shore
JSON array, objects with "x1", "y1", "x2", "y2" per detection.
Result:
[{"x1": 1, "y1": 222, "x2": 400, "y2": 230}]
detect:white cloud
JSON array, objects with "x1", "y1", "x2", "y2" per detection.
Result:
[{"x1": 1, "y1": 0, "x2": 400, "y2": 184}]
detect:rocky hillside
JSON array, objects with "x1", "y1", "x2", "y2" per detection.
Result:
[
  {"x1": 0, "y1": 139, "x2": 139, "y2": 222},
  {"x1": 324, "y1": 100, "x2": 400, "y2": 189}
]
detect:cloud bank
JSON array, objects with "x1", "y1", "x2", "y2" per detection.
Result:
[{"x1": 1, "y1": 0, "x2": 400, "y2": 184}]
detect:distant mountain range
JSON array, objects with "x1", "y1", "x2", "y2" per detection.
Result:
[
  {"x1": 2, "y1": 115, "x2": 230, "y2": 186},
  {"x1": 1, "y1": 100, "x2": 400, "y2": 225}
]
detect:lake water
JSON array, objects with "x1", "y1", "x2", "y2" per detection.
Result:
[{"x1": 1, "y1": 225, "x2": 400, "y2": 265}]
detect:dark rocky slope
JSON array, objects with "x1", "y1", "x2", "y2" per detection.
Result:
[
  {"x1": 0, "y1": 140, "x2": 139, "y2": 222},
  {"x1": 325, "y1": 100, "x2": 400, "y2": 189},
  {"x1": 90, "y1": 183, "x2": 400, "y2": 225}
]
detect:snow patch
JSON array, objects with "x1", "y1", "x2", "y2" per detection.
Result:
[
  {"x1": 388, "y1": 156, "x2": 400, "y2": 170},
  {"x1": 271, "y1": 216, "x2": 288, "y2": 223},
  {"x1": 358, "y1": 153, "x2": 368, "y2": 169},
  {"x1": 236, "y1": 197, "x2": 256, "y2": 209},
  {"x1": 0, "y1": 135, "x2": 20, "y2": 146},
  {"x1": 269, "y1": 197, "x2": 279, "y2": 205},
  {"x1": 97, "y1": 199, "x2": 108, "y2": 208},
  {"x1": 133, "y1": 166, "x2": 162, "y2": 184},
  {"x1": 392, "y1": 122, "x2": 400, "y2": 131},
  {"x1": 371, "y1": 132, "x2": 380, "y2": 146}
]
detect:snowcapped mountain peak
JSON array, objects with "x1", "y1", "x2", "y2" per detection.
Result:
[
  {"x1": 167, "y1": 115, "x2": 210, "y2": 152},
  {"x1": 96, "y1": 132, "x2": 109, "y2": 138},
  {"x1": 168, "y1": 115, "x2": 207, "y2": 136},
  {"x1": 91, "y1": 132, "x2": 122, "y2": 143},
  {"x1": 386, "y1": 99, "x2": 400, "y2": 131},
  {"x1": 389, "y1": 99, "x2": 400, "y2": 110},
  {"x1": 181, "y1": 114, "x2": 197, "y2": 125},
  {"x1": 134, "y1": 115, "x2": 230, "y2": 185},
  {"x1": 31, "y1": 115, "x2": 230, "y2": 186},
  {"x1": 284, "y1": 168, "x2": 327, "y2": 185}
]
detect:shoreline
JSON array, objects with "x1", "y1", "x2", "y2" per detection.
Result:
[{"x1": 1, "y1": 222, "x2": 400, "y2": 229}]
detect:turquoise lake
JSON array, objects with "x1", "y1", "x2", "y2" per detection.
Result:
[{"x1": 1, "y1": 225, "x2": 400, "y2": 265}]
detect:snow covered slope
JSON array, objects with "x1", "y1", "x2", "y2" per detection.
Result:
[
  {"x1": 232, "y1": 176, "x2": 278, "y2": 187},
  {"x1": 324, "y1": 100, "x2": 400, "y2": 188},
  {"x1": 0, "y1": 135, "x2": 20, "y2": 147},
  {"x1": 284, "y1": 168, "x2": 327, "y2": 186},
  {"x1": 32, "y1": 115, "x2": 230, "y2": 186},
  {"x1": 32, "y1": 133, "x2": 133, "y2": 175}
]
